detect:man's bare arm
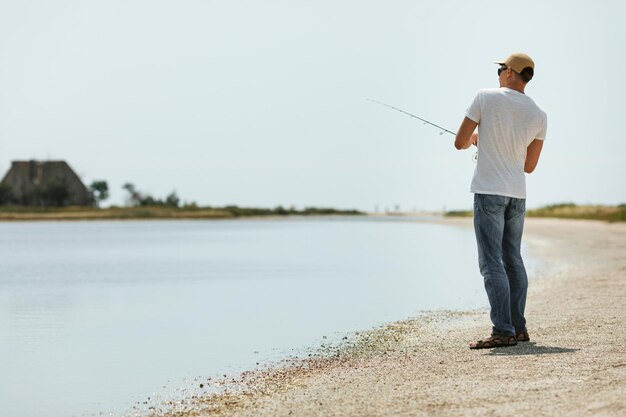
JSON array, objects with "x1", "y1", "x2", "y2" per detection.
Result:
[
  {"x1": 525, "y1": 139, "x2": 544, "y2": 173},
  {"x1": 455, "y1": 117, "x2": 479, "y2": 150}
]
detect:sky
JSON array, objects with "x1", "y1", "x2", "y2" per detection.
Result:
[{"x1": 1, "y1": 0, "x2": 624, "y2": 211}]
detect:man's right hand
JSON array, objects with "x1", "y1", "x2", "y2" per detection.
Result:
[{"x1": 471, "y1": 133, "x2": 478, "y2": 147}]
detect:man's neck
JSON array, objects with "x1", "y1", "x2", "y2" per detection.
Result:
[{"x1": 503, "y1": 83, "x2": 525, "y2": 94}]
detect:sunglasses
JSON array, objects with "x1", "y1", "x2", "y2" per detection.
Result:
[{"x1": 497, "y1": 65, "x2": 508, "y2": 76}]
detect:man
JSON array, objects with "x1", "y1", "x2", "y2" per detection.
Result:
[{"x1": 454, "y1": 52, "x2": 547, "y2": 349}]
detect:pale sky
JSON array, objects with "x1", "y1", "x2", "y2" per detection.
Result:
[{"x1": 1, "y1": 0, "x2": 624, "y2": 211}]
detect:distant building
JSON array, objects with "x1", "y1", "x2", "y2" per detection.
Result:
[{"x1": 0, "y1": 160, "x2": 92, "y2": 206}]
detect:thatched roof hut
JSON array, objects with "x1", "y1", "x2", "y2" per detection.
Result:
[{"x1": 0, "y1": 160, "x2": 91, "y2": 206}]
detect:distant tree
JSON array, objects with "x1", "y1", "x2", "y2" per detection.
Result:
[
  {"x1": 122, "y1": 183, "x2": 187, "y2": 208},
  {"x1": 122, "y1": 183, "x2": 142, "y2": 206},
  {"x1": 90, "y1": 180, "x2": 109, "y2": 207},
  {"x1": 273, "y1": 205, "x2": 288, "y2": 215},
  {"x1": 0, "y1": 184, "x2": 13, "y2": 205},
  {"x1": 165, "y1": 191, "x2": 180, "y2": 208},
  {"x1": 140, "y1": 195, "x2": 157, "y2": 206}
]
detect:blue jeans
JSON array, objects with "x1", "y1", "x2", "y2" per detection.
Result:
[{"x1": 473, "y1": 193, "x2": 528, "y2": 337}]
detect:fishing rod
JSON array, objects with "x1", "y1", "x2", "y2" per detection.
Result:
[
  {"x1": 367, "y1": 99, "x2": 456, "y2": 136},
  {"x1": 368, "y1": 98, "x2": 478, "y2": 161}
]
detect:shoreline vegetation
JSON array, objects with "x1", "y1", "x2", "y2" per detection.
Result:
[
  {"x1": 445, "y1": 202, "x2": 626, "y2": 222},
  {"x1": 0, "y1": 202, "x2": 624, "y2": 222},
  {"x1": 0, "y1": 205, "x2": 365, "y2": 221}
]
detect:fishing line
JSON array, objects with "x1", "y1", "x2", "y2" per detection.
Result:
[
  {"x1": 367, "y1": 99, "x2": 456, "y2": 136},
  {"x1": 368, "y1": 98, "x2": 478, "y2": 161}
]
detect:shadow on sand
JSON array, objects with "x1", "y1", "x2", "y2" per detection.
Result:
[{"x1": 487, "y1": 342, "x2": 579, "y2": 356}]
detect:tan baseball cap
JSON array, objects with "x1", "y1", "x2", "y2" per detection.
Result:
[{"x1": 495, "y1": 52, "x2": 535, "y2": 81}]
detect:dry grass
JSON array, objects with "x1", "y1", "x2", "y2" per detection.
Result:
[
  {"x1": 0, "y1": 205, "x2": 364, "y2": 221},
  {"x1": 0, "y1": 206, "x2": 235, "y2": 220},
  {"x1": 527, "y1": 203, "x2": 626, "y2": 222},
  {"x1": 446, "y1": 203, "x2": 626, "y2": 222}
]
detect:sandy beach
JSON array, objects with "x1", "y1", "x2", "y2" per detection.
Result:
[{"x1": 156, "y1": 217, "x2": 626, "y2": 417}]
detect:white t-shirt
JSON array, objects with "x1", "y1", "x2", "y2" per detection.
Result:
[{"x1": 465, "y1": 87, "x2": 547, "y2": 199}]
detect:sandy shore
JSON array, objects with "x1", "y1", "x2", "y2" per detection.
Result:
[{"x1": 155, "y1": 218, "x2": 626, "y2": 417}]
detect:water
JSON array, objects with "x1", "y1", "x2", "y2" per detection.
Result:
[{"x1": 0, "y1": 216, "x2": 509, "y2": 417}]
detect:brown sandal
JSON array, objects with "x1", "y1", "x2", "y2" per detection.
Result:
[
  {"x1": 469, "y1": 334, "x2": 517, "y2": 349},
  {"x1": 516, "y1": 331, "x2": 530, "y2": 342}
]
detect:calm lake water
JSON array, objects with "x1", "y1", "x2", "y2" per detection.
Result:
[{"x1": 0, "y1": 216, "x2": 533, "y2": 417}]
